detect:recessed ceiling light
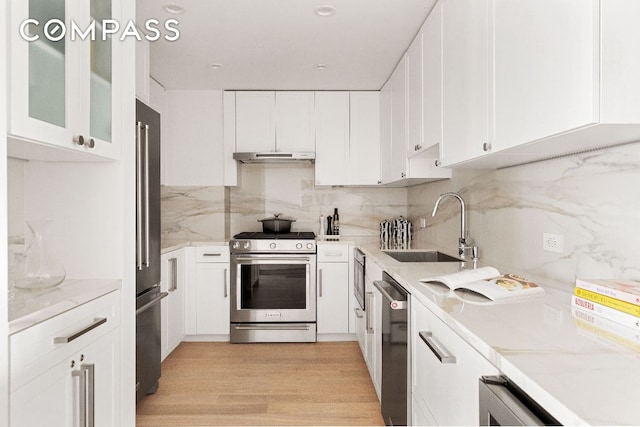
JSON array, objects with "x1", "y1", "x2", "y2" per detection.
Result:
[
  {"x1": 208, "y1": 64, "x2": 223, "y2": 70},
  {"x1": 163, "y1": 4, "x2": 185, "y2": 14},
  {"x1": 316, "y1": 64, "x2": 328, "y2": 70},
  {"x1": 314, "y1": 5, "x2": 336, "y2": 17}
]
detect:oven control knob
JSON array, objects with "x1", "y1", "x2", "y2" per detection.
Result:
[
  {"x1": 270, "y1": 242, "x2": 277, "y2": 249},
  {"x1": 306, "y1": 243, "x2": 314, "y2": 249},
  {"x1": 232, "y1": 241, "x2": 240, "y2": 250},
  {"x1": 243, "y1": 242, "x2": 251, "y2": 250},
  {"x1": 296, "y1": 243, "x2": 303, "y2": 249}
]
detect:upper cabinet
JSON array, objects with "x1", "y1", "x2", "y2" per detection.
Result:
[
  {"x1": 315, "y1": 91, "x2": 350, "y2": 186},
  {"x1": 234, "y1": 91, "x2": 315, "y2": 153},
  {"x1": 8, "y1": 0, "x2": 121, "y2": 160},
  {"x1": 315, "y1": 91, "x2": 381, "y2": 186},
  {"x1": 440, "y1": 0, "x2": 640, "y2": 168},
  {"x1": 380, "y1": 9, "x2": 451, "y2": 187}
]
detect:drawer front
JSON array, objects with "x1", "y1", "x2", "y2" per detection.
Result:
[
  {"x1": 317, "y1": 244, "x2": 349, "y2": 262},
  {"x1": 412, "y1": 300, "x2": 498, "y2": 425},
  {"x1": 195, "y1": 246, "x2": 230, "y2": 263},
  {"x1": 10, "y1": 290, "x2": 120, "y2": 392}
]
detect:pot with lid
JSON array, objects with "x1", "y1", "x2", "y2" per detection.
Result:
[{"x1": 258, "y1": 213, "x2": 296, "y2": 233}]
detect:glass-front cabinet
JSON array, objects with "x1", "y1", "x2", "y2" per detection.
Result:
[{"x1": 8, "y1": 0, "x2": 120, "y2": 159}]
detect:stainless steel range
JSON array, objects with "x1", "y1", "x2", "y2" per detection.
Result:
[{"x1": 229, "y1": 232, "x2": 317, "y2": 343}]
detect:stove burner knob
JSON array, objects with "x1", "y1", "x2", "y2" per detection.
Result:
[
  {"x1": 270, "y1": 242, "x2": 277, "y2": 249},
  {"x1": 306, "y1": 243, "x2": 314, "y2": 249},
  {"x1": 243, "y1": 242, "x2": 251, "y2": 250},
  {"x1": 296, "y1": 243, "x2": 303, "y2": 249},
  {"x1": 232, "y1": 241, "x2": 240, "y2": 250}
]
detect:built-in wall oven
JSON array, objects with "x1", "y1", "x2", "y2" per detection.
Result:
[{"x1": 230, "y1": 232, "x2": 317, "y2": 343}]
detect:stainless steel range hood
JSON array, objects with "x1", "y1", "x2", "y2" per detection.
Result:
[{"x1": 233, "y1": 152, "x2": 315, "y2": 163}]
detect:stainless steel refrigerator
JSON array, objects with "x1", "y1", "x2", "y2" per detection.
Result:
[{"x1": 135, "y1": 100, "x2": 166, "y2": 403}]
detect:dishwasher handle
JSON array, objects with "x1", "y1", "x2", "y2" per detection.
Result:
[{"x1": 373, "y1": 280, "x2": 407, "y2": 310}]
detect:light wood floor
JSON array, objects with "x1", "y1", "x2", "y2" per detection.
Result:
[{"x1": 136, "y1": 341, "x2": 384, "y2": 426}]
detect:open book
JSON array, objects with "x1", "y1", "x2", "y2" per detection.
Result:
[{"x1": 419, "y1": 266, "x2": 545, "y2": 304}]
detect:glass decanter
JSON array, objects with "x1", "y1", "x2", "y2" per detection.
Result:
[{"x1": 14, "y1": 220, "x2": 66, "y2": 290}]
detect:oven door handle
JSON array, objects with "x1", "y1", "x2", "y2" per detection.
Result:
[
  {"x1": 234, "y1": 325, "x2": 311, "y2": 331},
  {"x1": 233, "y1": 256, "x2": 311, "y2": 263}
]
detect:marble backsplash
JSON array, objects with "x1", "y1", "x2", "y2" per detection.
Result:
[
  {"x1": 161, "y1": 163, "x2": 408, "y2": 245},
  {"x1": 408, "y1": 142, "x2": 640, "y2": 286}
]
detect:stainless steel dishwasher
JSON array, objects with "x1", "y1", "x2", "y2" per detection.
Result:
[
  {"x1": 479, "y1": 376, "x2": 560, "y2": 425},
  {"x1": 374, "y1": 272, "x2": 409, "y2": 426}
]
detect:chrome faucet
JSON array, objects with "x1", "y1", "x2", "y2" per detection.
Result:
[{"x1": 431, "y1": 192, "x2": 478, "y2": 260}]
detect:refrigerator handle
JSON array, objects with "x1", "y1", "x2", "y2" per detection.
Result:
[
  {"x1": 136, "y1": 121, "x2": 143, "y2": 271},
  {"x1": 144, "y1": 124, "x2": 151, "y2": 267}
]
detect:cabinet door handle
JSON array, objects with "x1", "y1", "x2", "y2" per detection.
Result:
[
  {"x1": 72, "y1": 363, "x2": 95, "y2": 427},
  {"x1": 83, "y1": 364, "x2": 95, "y2": 427},
  {"x1": 318, "y1": 268, "x2": 323, "y2": 298},
  {"x1": 482, "y1": 142, "x2": 492, "y2": 152},
  {"x1": 54, "y1": 318, "x2": 107, "y2": 344},
  {"x1": 224, "y1": 268, "x2": 228, "y2": 298},
  {"x1": 419, "y1": 331, "x2": 457, "y2": 364},
  {"x1": 144, "y1": 124, "x2": 151, "y2": 268},
  {"x1": 72, "y1": 367, "x2": 87, "y2": 427},
  {"x1": 169, "y1": 257, "x2": 178, "y2": 292},
  {"x1": 324, "y1": 251, "x2": 343, "y2": 257},
  {"x1": 353, "y1": 307, "x2": 364, "y2": 319},
  {"x1": 366, "y1": 292, "x2": 374, "y2": 333},
  {"x1": 136, "y1": 122, "x2": 143, "y2": 270},
  {"x1": 203, "y1": 253, "x2": 222, "y2": 257}
]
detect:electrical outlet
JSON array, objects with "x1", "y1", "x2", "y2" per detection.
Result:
[
  {"x1": 543, "y1": 233, "x2": 563, "y2": 253},
  {"x1": 420, "y1": 218, "x2": 426, "y2": 228}
]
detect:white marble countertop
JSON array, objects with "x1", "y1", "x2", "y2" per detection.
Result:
[
  {"x1": 8, "y1": 279, "x2": 121, "y2": 335},
  {"x1": 162, "y1": 240, "x2": 229, "y2": 254},
  {"x1": 358, "y1": 241, "x2": 640, "y2": 426}
]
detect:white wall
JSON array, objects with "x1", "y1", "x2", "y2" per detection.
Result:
[{"x1": 408, "y1": 141, "x2": 640, "y2": 289}]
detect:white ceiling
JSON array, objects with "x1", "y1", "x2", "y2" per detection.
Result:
[{"x1": 136, "y1": 0, "x2": 437, "y2": 90}]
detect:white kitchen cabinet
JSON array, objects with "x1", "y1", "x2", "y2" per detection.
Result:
[
  {"x1": 314, "y1": 92, "x2": 350, "y2": 186},
  {"x1": 186, "y1": 246, "x2": 230, "y2": 337},
  {"x1": 441, "y1": 0, "x2": 491, "y2": 167},
  {"x1": 275, "y1": 91, "x2": 316, "y2": 152},
  {"x1": 364, "y1": 260, "x2": 383, "y2": 400},
  {"x1": 380, "y1": 33, "x2": 451, "y2": 186},
  {"x1": 10, "y1": 291, "x2": 121, "y2": 427},
  {"x1": 421, "y1": 1, "x2": 443, "y2": 156},
  {"x1": 163, "y1": 90, "x2": 227, "y2": 186},
  {"x1": 389, "y1": 55, "x2": 408, "y2": 182},
  {"x1": 407, "y1": 30, "x2": 424, "y2": 156},
  {"x1": 235, "y1": 91, "x2": 276, "y2": 153},
  {"x1": 8, "y1": 0, "x2": 121, "y2": 160},
  {"x1": 349, "y1": 92, "x2": 381, "y2": 186},
  {"x1": 317, "y1": 244, "x2": 350, "y2": 335},
  {"x1": 160, "y1": 248, "x2": 185, "y2": 361},
  {"x1": 412, "y1": 298, "x2": 499, "y2": 425},
  {"x1": 233, "y1": 91, "x2": 315, "y2": 154},
  {"x1": 441, "y1": 0, "x2": 640, "y2": 168}
]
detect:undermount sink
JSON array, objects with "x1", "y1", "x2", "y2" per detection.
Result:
[{"x1": 384, "y1": 250, "x2": 461, "y2": 263}]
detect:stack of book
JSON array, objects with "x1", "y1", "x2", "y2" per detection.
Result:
[{"x1": 572, "y1": 279, "x2": 640, "y2": 354}]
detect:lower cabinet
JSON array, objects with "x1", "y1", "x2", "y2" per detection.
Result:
[
  {"x1": 185, "y1": 246, "x2": 230, "y2": 336},
  {"x1": 161, "y1": 248, "x2": 186, "y2": 360},
  {"x1": 317, "y1": 262, "x2": 350, "y2": 334},
  {"x1": 317, "y1": 244, "x2": 350, "y2": 335},
  {"x1": 10, "y1": 291, "x2": 121, "y2": 427},
  {"x1": 411, "y1": 298, "x2": 499, "y2": 425}
]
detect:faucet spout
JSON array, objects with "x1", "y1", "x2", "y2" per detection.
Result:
[
  {"x1": 431, "y1": 192, "x2": 477, "y2": 260},
  {"x1": 432, "y1": 192, "x2": 466, "y2": 244}
]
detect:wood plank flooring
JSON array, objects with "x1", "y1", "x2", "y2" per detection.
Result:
[{"x1": 136, "y1": 341, "x2": 384, "y2": 426}]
